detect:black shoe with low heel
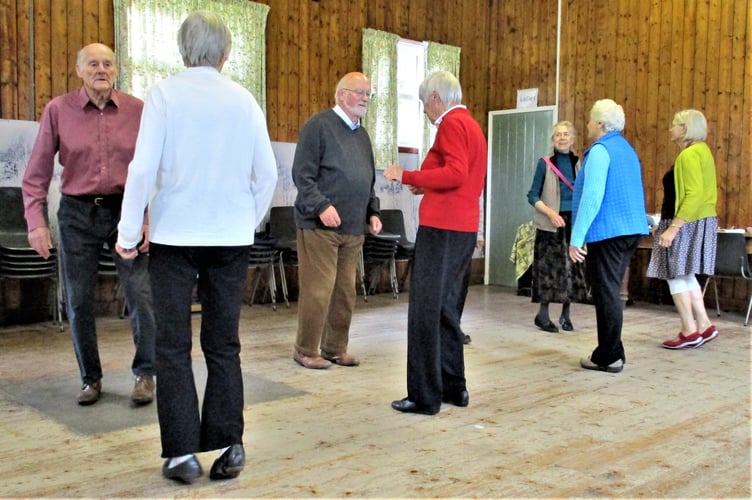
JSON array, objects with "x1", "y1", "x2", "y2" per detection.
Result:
[
  {"x1": 534, "y1": 316, "x2": 559, "y2": 333},
  {"x1": 210, "y1": 444, "x2": 245, "y2": 480},
  {"x1": 559, "y1": 317, "x2": 574, "y2": 331},
  {"x1": 162, "y1": 455, "x2": 203, "y2": 484}
]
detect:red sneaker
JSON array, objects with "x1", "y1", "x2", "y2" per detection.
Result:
[
  {"x1": 695, "y1": 325, "x2": 719, "y2": 347},
  {"x1": 662, "y1": 331, "x2": 702, "y2": 349}
]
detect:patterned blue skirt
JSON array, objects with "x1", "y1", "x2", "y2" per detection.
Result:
[{"x1": 646, "y1": 216, "x2": 717, "y2": 280}]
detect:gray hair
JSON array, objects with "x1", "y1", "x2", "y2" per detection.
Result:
[
  {"x1": 419, "y1": 71, "x2": 462, "y2": 106},
  {"x1": 590, "y1": 99, "x2": 625, "y2": 132},
  {"x1": 673, "y1": 109, "x2": 707, "y2": 142},
  {"x1": 178, "y1": 11, "x2": 232, "y2": 68},
  {"x1": 551, "y1": 120, "x2": 576, "y2": 140}
]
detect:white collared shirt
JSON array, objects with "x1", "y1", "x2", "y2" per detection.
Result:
[
  {"x1": 434, "y1": 104, "x2": 467, "y2": 126},
  {"x1": 333, "y1": 105, "x2": 360, "y2": 130}
]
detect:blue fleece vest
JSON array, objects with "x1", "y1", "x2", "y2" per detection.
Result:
[{"x1": 573, "y1": 131, "x2": 648, "y2": 243}]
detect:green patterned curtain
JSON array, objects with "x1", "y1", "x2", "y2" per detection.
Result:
[
  {"x1": 422, "y1": 41, "x2": 461, "y2": 161},
  {"x1": 362, "y1": 28, "x2": 399, "y2": 170},
  {"x1": 113, "y1": 0, "x2": 269, "y2": 112}
]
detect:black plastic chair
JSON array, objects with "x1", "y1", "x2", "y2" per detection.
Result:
[
  {"x1": 379, "y1": 209, "x2": 415, "y2": 289},
  {"x1": 360, "y1": 233, "x2": 400, "y2": 299},
  {"x1": 702, "y1": 231, "x2": 752, "y2": 326},
  {"x1": 0, "y1": 188, "x2": 64, "y2": 329},
  {"x1": 248, "y1": 236, "x2": 289, "y2": 310}
]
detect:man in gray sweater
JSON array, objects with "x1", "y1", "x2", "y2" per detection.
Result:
[{"x1": 291, "y1": 71, "x2": 382, "y2": 369}]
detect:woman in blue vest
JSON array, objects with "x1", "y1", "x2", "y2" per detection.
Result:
[{"x1": 569, "y1": 99, "x2": 649, "y2": 373}]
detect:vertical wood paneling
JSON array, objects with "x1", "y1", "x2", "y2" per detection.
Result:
[
  {"x1": 16, "y1": 0, "x2": 32, "y2": 120},
  {"x1": 32, "y1": 0, "x2": 50, "y2": 119},
  {"x1": 635, "y1": 0, "x2": 661, "y2": 212},
  {"x1": 0, "y1": 0, "x2": 19, "y2": 118},
  {"x1": 66, "y1": 0, "x2": 83, "y2": 91},
  {"x1": 726, "y1": 0, "x2": 747, "y2": 227}
]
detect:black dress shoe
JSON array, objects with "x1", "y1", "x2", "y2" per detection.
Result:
[
  {"x1": 462, "y1": 334, "x2": 472, "y2": 345},
  {"x1": 559, "y1": 317, "x2": 574, "y2": 331},
  {"x1": 210, "y1": 444, "x2": 245, "y2": 480},
  {"x1": 442, "y1": 389, "x2": 469, "y2": 407},
  {"x1": 162, "y1": 455, "x2": 202, "y2": 484},
  {"x1": 534, "y1": 316, "x2": 559, "y2": 333},
  {"x1": 391, "y1": 398, "x2": 439, "y2": 415}
]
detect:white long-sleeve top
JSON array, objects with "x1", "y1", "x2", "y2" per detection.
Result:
[{"x1": 117, "y1": 66, "x2": 277, "y2": 248}]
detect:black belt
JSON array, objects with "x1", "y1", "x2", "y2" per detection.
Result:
[{"x1": 65, "y1": 193, "x2": 123, "y2": 207}]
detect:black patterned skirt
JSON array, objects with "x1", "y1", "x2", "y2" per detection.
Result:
[{"x1": 531, "y1": 212, "x2": 589, "y2": 304}]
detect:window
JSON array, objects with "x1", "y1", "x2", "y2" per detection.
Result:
[{"x1": 396, "y1": 39, "x2": 425, "y2": 150}]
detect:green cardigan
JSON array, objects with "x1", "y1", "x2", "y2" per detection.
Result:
[{"x1": 673, "y1": 141, "x2": 717, "y2": 222}]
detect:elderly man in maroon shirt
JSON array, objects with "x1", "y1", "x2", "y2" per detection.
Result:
[{"x1": 22, "y1": 43, "x2": 155, "y2": 407}]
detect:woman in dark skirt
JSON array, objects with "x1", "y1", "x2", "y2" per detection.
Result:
[
  {"x1": 526, "y1": 121, "x2": 589, "y2": 332},
  {"x1": 646, "y1": 109, "x2": 718, "y2": 349}
]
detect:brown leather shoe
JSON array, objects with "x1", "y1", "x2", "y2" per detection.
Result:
[
  {"x1": 77, "y1": 380, "x2": 102, "y2": 405},
  {"x1": 293, "y1": 350, "x2": 332, "y2": 369},
  {"x1": 322, "y1": 352, "x2": 360, "y2": 367},
  {"x1": 131, "y1": 375, "x2": 155, "y2": 405}
]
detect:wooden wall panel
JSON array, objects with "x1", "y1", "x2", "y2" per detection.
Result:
[{"x1": 0, "y1": 0, "x2": 749, "y2": 238}]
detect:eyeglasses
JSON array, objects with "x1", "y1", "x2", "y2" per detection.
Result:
[{"x1": 343, "y1": 88, "x2": 374, "y2": 99}]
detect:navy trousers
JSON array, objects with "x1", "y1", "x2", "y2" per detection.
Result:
[
  {"x1": 585, "y1": 234, "x2": 639, "y2": 366},
  {"x1": 406, "y1": 226, "x2": 477, "y2": 410},
  {"x1": 148, "y1": 244, "x2": 249, "y2": 457}
]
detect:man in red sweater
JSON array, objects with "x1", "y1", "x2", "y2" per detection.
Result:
[{"x1": 384, "y1": 71, "x2": 487, "y2": 415}]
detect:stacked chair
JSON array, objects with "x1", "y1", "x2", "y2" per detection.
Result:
[
  {"x1": 248, "y1": 232, "x2": 289, "y2": 310},
  {"x1": 378, "y1": 209, "x2": 415, "y2": 290},
  {"x1": 360, "y1": 233, "x2": 400, "y2": 300},
  {"x1": 0, "y1": 187, "x2": 63, "y2": 329},
  {"x1": 267, "y1": 206, "x2": 298, "y2": 268}
]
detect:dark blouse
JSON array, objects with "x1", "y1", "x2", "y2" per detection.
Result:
[{"x1": 660, "y1": 166, "x2": 676, "y2": 220}]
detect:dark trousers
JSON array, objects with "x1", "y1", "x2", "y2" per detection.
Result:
[
  {"x1": 149, "y1": 244, "x2": 249, "y2": 458},
  {"x1": 57, "y1": 195, "x2": 155, "y2": 385},
  {"x1": 406, "y1": 227, "x2": 476, "y2": 409},
  {"x1": 585, "y1": 234, "x2": 639, "y2": 366}
]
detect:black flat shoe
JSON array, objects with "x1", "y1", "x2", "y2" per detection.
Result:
[
  {"x1": 559, "y1": 317, "x2": 574, "y2": 331},
  {"x1": 462, "y1": 334, "x2": 472, "y2": 345},
  {"x1": 210, "y1": 444, "x2": 245, "y2": 480},
  {"x1": 442, "y1": 389, "x2": 469, "y2": 407},
  {"x1": 534, "y1": 316, "x2": 559, "y2": 333},
  {"x1": 391, "y1": 398, "x2": 439, "y2": 415},
  {"x1": 162, "y1": 455, "x2": 202, "y2": 484}
]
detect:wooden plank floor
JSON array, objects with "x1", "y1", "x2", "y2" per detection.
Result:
[{"x1": 0, "y1": 285, "x2": 749, "y2": 498}]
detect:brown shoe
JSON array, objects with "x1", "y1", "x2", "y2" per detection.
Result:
[
  {"x1": 322, "y1": 352, "x2": 360, "y2": 367},
  {"x1": 77, "y1": 380, "x2": 102, "y2": 405},
  {"x1": 293, "y1": 350, "x2": 332, "y2": 369},
  {"x1": 131, "y1": 375, "x2": 155, "y2": 405}
]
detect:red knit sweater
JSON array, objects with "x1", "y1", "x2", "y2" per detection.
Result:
[{"x1": 401, "y1": 107, "x2": 487, "y2": 232}]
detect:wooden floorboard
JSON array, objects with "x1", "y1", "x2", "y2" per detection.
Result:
[{"x1": 0, "y1": 285, "x2": 749, "y2": 498}]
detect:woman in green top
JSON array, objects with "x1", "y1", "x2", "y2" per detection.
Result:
[{"x1": 647, "y1": 109, "x2": 718, "y2": 349}]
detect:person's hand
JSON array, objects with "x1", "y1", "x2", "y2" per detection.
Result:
[
  {"x1": 369, "y1": 216, "x2": 382, "y2": 235},
  {"x1": 115, "y1": 242, "x2": 138, "y2": 260},
  {"x1": 383, "y1": 164, "x2": 404, "y2": 182},
  {"x1": 408, "y1": 185, "x2": 424, "y2": 195},
  {"x1": 548, "y1": 212, "x2": 565, "y2": 228},
  {"x1": 659, "y1": 226, "x2": 679, "y2": 247},
  {"x1": 476, "y1": 239, "x2": 485, "y2": 250},
  {"x1": 569, "y1": 245, "x2": 587, "y2": 263},
  {"x1": 27, "y1": 227, "x2": 52, "y2": 259},
  {"x1": 137, "y1": 225, "x2": 150, "y2": 254},
  {"x1": 319, "y1": 205, "x2": 341, "y2": 227}
]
